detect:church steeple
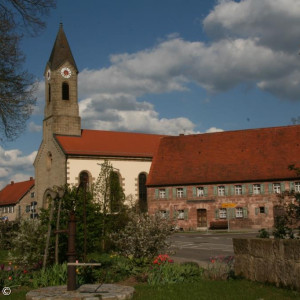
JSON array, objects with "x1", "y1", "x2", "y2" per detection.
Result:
[
  {"x1": 47, "y1": 23, "x2": 78, "y2": 73},
  {"x1": 43, "y1": 24, "x2": 81, "y2": 138}
]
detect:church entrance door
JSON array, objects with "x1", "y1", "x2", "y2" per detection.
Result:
[{"x1": 197, "y1": 209, "x2": 207, "y2": 227}]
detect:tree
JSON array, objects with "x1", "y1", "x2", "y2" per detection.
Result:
[
  {"x1": 0, "y1": 0, "x2": 56, "y2": 141},
  {"x1": 93, "y1": 160, "x2": 125, "y2": 251}
]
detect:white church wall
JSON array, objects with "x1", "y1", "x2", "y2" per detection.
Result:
[{"x1": 66, "y1": 157, "x2": 152, "y2": 203}]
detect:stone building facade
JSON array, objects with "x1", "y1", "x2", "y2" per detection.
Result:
[
  {"x1": 147, "y1": 126, "x2": 300, "y2": 230},
  {"x1": 0, "y1": 178, "x2": 36, "y2": 221}
]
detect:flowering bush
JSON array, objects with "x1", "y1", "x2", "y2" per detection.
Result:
[
  {"x1": 204, "y1": 255, "x2": 234, "y2": 280},
  {"x1": 153, "y1": 254, "x2": 174, "y2": 265},
  {"x1": 111, "y1": 212, "x2": 173, "y2": 260},
  {"x1": 0, "y1": 262, "x2": 31, "y2": 288}
]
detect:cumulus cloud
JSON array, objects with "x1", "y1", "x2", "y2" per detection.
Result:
[
  {"x1": 0, "y1": 146, "x2": 36, "y2": 189},
  {"x1": 204, "y1": 0, "x2": 300, "y2": 52},
  {"x1": 28, "y1": 121, "x2": 42, "y2": 132}
]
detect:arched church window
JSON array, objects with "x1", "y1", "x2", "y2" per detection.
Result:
[
  {"x1": 79, "y1": 171, "x2": 89, "y2": 188},
  {"x1": 62, "y1": 82, "x2": 69, "y2": 100},
  {"x1": 138, "y1": 173, "x2": 147, "y2": 212},
  {"x1": 48, "y1": 84, "x2": 51, "y2": 103},
  {"x1": 46, "y1": 152, "x2": 52, "y2": 170}
]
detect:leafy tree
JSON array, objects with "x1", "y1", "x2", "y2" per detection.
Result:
[
  {"x1": 93, "y1": 160, "x2": 125, "y2": 251},
  {"x1": 0, "y1": 0, "x2": 56, "y2": 141}
]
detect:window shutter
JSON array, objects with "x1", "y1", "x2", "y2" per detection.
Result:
[
  {"x1": 166, "y1": 188, "x2": 169, "y2": 199},
  {"x1": 242, "y1": 185, "x2": 246, "y2": 194},
  {"x1": 268, "y1": 183, "x2": 273, "y2": 194},
  {"x1": 204, "y1": 187, "x2": 208, "y2": 196},
  {"x1": 155, "y1": 189, "x2": 159, "y2": 199},
  {"x1": 248, "y1": 184, "x2": 253, "y2": 195},
  {"x1": 184, "y1": 209, "x2": 188, "y2": 220},
  {"x1": 290, "y1": 182, "x2": 295, "y2": 191},
  {"x1": 255, "y1": 207, "x2": 259, "y2": 215},
  {"x1": 213, "y1": 186, "x2": 217, "y2": 196},
  {"x1": 183, "y1": 187, "x2": 187, "y2": 198},
  {"x1": 225, "y1": 186, "x2": 229, "y2": 196},
  {"x1": 280, "y1": 182, "x2": 285, "y2": 192},
  {"x1": 192, "y1": 187, "x2": 196, "y2": 197},
  {"x1": 230, "y1": 185, "x2": 234, "y2": 195},
  {"x1": 261, "y1": 184, "x2": 265, "y2": 194},
  {"x1": 173, "y1": 188, "x2": 176, "y2": 198},
  {"x1": 230, "y1": 208, "x2": 236, "y2": 219},
  {"x1": 215, "y1": 209, "x2": 219, "y2": 219},
  {"x1": 243, "y1": 207, "x2": 248, "y2": 218},
  {"x1": 265, "y1": 207, "x2": 269, "y2": 215}
]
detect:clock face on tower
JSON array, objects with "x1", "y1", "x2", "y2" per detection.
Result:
[{"x1": 60, "y1": 67, "x2": 72, "y2": 78}]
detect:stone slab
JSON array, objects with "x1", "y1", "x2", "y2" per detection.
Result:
[{"x1": 26, "y1": 284, "x2": 134, "y2": 300}]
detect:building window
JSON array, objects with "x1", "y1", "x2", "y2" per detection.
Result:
[
  {"x1": 236, "y1": 207, "x2": 243, "y2": 218},
  {"x1": 79, "y1": 171, "x2": 89, "y2": 188},
  {"x1": 218, "y1": 186, "x2": 225, "y2": 196},
  {"x1": 177, "y1": 188, "x2": 184, "y2": 198},
  {"x1": 159, "y1": 189, "x2": 166, "y2": 199},
  {"x1": 138, "y1": 173, "x2": 147, "y2": 212},
  {"x1": 260, "y1": 206, "x2": 265, "y2": 213},
  {"x1": 62, "y1": 82, "x2": 69, "y2": 100},
  {"x1": 295, "y1": 182, "x2": 300, "y2": 192},
  {"x1": 46, "y1": 152, "x2": 52, "y2": 170},
  {"x1": 235, "y1": 185, "x2": 242, "y2": 195},
  {"x1": 31, "y1": 192, "x2": 35, "y2": 198},
  {"x1": 197, "y1": 187, "x2": 204, "y2": 197},
  {"x1": 273, "y1": 183, "x2": 281, "y2": 194},
  {"x1": 253, "y1": 184, "x2": 261, "y2": 194},
  {"x1": 219, "y1": 208, "x2": 227, "y2": 219},
  {"x1": 26, "y1": 205, "x2": 31, "y2": 213},
  {"x1": 177, "y1": 210, "x2": 185, "y2": 220}
]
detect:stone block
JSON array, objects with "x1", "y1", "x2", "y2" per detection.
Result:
[
  {"x1": 249, "y1": 238, "x2": 274, "y2": 258},
  {"x1": 233, "y1": 238, "x2": 250, "y2": 255}
]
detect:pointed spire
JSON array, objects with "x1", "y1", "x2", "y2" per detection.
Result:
[{"x1": 48, "y1": 23, "x2": 78, "y2": 72}]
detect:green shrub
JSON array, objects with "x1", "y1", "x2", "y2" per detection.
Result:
[
  {"x1": 257, "y1": 228, "x2": 270, "y2": 238},
  {"x1": 147, "y1": 258, "x2": 203, "y2": 286},
  {"x1": 204, "y1": 255, "x2": 234, "y2": 280},
  {"x1": 111, "y1": 212, "x2": 173, "y2": 260},
  {"x1": 8, "y1": 219, "x2": 46, "y2": 267}
]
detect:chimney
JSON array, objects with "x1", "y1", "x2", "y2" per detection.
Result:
[
  {"x1": 11, "y1": 181, "x2": 14, "y2": 185},
  {"x1": 30, "y1": 177, "x2": 33, "y2": 181}
]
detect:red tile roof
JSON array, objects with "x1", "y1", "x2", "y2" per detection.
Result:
[
  {"x1": 55, "y1": 129, "x2": 166, "y2": 158},
  {"x1": 0, "y1": 179, "x2": 35, "y2": 206},
  {"x1": 147, "y1": 125, "x2": 300, "y2": 186}
]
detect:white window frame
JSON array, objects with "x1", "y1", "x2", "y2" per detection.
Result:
[
  {"x1": 159, "y1": 189, "x2": 166, "y2": 199},
  {"x1": 218, "y1": 186, "x2": 225, "y2": 196},
  {"x1": 295, "y1": 182, "x2": 300, "y2": 192},
  {"x1": 236, "y1": 207, "x2": 243, "y2": 218},
  {"x1": 273, "y1": 183, "x2": 281, "y2": 194},
  {"x1": 197, "y1": 187, "x2": 204, "y2": 197},
  {"x1": 177, "y1": 210, "x2": 185, "y2": 220},
  {"x1": 235, "y1": 185, "x2": 242, "y2": 195},
  {"x1": 253, "y1": 184, "x2": 261, "y2": 195},
  {"x1": 31, "y1": 192, "x2": 35, "y2": 198},
  {"x1": 219, "y1": 208, "x2": 227, "y2": 219},
  {"x1": 177, "y1": 188, "x2": 184, "y2": 198}
]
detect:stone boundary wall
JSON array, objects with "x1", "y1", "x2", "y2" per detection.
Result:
[{"x1": 233, "y1": 238, "x2": 300, "y2": 291}]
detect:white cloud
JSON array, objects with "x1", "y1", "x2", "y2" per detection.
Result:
[
  {"x1": 0, "y1": 146, "x2": 36, "y2": 189},
  {"x1": 28, "y1": 121, "x2": 42, "y2": 132},
  {"x1": 206, "y1": 127, "x2": 224, "y2": 133},
  {"x1": 204, "y1": 0, "x2": 300, "y2": 52}
]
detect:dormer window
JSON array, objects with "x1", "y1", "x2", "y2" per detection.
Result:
[{"x1": 62, "y1": 82, "x2": 69, "y2": 100}]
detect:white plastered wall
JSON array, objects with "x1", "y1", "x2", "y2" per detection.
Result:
[{"x1": 66, "y1": 157, "x2": 152, "y2": 203}]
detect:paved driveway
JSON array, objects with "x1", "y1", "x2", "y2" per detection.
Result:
[{"x1": 170, "y1": 231, "x2": 257, "y2": 266}]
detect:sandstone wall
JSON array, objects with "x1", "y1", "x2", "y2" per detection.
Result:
[{"x1": 233, "y1": 238, "x2": 300, "y2": 291}]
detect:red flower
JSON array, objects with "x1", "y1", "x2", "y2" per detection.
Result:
[
  {"x1": 23, "y1": 269, "x2": 28, "y2": 274},
  {"x1": 8, "y1": 276, "x2": 12, "y2": 280}
]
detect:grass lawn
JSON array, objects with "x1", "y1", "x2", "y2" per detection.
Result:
[
  {"x1": 133, "y1": 280, "x2": 300, "y2": 300},
  {"x1": 2, "y1": 280, "x2": 299, "y2": 299}
]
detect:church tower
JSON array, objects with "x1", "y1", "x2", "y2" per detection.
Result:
[{"x1": 43, "y1": 23, "x2": 81, "y2": 139}]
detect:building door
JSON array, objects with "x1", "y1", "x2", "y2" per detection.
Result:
[{"x1": 197, "y1": 209, "x2": 207, "y2": 227}]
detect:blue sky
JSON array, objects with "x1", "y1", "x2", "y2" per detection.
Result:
[{"x1": 1, "y1": 0, "x2": 300, "y2": 188}]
